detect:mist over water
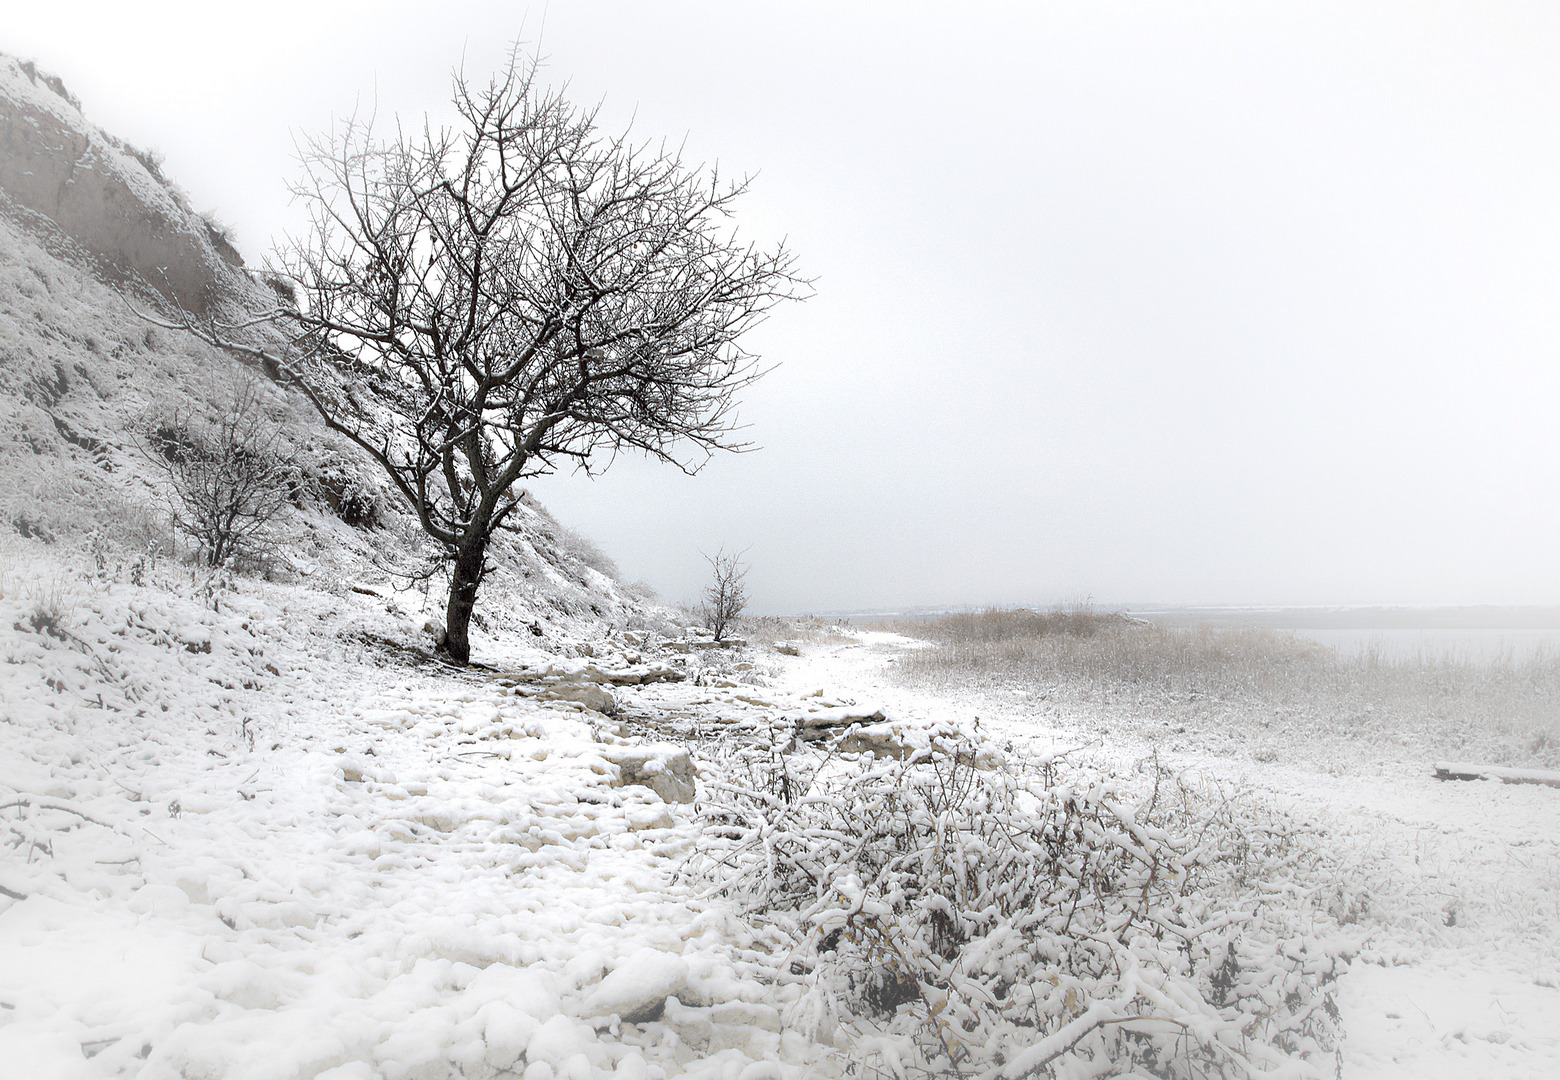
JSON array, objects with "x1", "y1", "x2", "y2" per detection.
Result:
[
  {"x1": 837, "y1": 604, "x2": 1560, "y2": 665},
  {"x1": 1130, "y1": 606, "x2": 1560, "y2": 665}
]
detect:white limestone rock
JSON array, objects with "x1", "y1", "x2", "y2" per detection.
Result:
[
  {"x1": 603, "y1": 744, "x2": 697, "y2": 803},
  {"x1": 582, "y1": 947, "x2": 689, "y2": 1024}
]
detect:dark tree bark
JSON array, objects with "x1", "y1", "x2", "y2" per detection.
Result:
[
  {"x1": 148, "y1": 47, "x2": 805, "y2": 664},
  {"x1": 444, "y1": 528, "x2": 490, "y2": 665}
]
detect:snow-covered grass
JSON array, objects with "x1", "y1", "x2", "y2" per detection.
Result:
[
  {"x1": 885, "y1": 609, "x2": 1560, "y2": 770},
  {"x1": 734, "y1": 618, "x2": 857, "y2": 654}
]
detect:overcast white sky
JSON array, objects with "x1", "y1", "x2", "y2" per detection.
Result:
[{"x1": 8, "y1": 2, "x2": 1560, "y2": 612}]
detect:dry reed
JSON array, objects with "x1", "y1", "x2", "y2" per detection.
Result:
[{"x1": 884, "y1": 608, "x2": 1560, "y2": 770}]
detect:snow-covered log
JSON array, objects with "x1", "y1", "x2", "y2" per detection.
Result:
[{"x1": 1432, "y1": 761, "x2": 1560, "y2": 788}]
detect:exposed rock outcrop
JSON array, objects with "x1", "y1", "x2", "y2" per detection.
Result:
[
  {"x1": 602, "y1": 744, "x2": 697, "y2": 803},
  {"x1": 0, "y1": 54, "x2": 245, "y2": 315}
]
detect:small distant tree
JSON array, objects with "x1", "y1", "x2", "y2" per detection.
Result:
[
  {"x1": 699, "y1": 547, "x2": 749, "y2": 642},
  {"x1": 153, "y1": 48, "x2": 803, "y2": 664},
  {"x1": 138, "y1": 374, "x2": 296, "y2": 568}
]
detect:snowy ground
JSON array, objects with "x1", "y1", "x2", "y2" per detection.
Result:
[
  {"x1": 0, "y1": 559, "x2": 842, "y2": 1080},
  {"x1": 4, "y1": 565, "x2": 1557, "y2": 1079},
  {"x1": 767, "y1": 631, "x2": 1560, "y2": 1079}
]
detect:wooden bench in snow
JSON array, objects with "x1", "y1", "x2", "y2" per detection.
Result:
[{"x1": 1432, "y1": 762, "x2": 1560, "y2": 789}]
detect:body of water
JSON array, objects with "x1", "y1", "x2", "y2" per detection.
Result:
[{"x1": 1127, "y1": 606, "x2": 1560, "y2": 664}]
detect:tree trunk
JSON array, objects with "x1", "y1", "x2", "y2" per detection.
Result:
[{"x1": 441, "y1": 530, "x2": 489, "y2": 666}]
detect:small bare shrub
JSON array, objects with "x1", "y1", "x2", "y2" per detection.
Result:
[
  {"x1": 137, "y1": 372, "x2": 297, "y2": 568},
  {"x1": 699, "y1": 547, "x2": 749, "y2": 642}
]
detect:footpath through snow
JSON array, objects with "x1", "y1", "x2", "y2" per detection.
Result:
[{"x1": 0, "y1": 569, "x2": 836, "y2": 1080}]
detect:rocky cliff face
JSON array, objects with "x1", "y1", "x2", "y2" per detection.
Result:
[{"x1": 0, "y1": 54, "x2": 244, "y2": 316}]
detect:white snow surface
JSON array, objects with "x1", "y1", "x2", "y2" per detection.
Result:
[
  {"x1": 0, "y1": 550, "x2": 822, "y2": 1080},
  {"x1": 769, "y1": 629, "x2": 1560, "y2": 1080},
  {"x1": 582, "y1": 948, "x2": 689, "y2": 1023},
  {"x1": 5, "y1": 558, "x2": 1557, "y2": 1079}
]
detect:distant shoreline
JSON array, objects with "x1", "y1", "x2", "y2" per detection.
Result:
[
  {"x1": 786, "y1": 604, "x2": 1560, "y2": 631},
  {"x1": 1128, "y1": 605, "x2": 1560, "y2": 630}
]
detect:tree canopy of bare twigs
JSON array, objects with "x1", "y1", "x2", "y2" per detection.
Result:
[
  {"x1": 156, "y1": 49, "x2": 804, "y2": 663},
  {"x1": 699, "y1": 547, "x2": 749, "y2": 642}
]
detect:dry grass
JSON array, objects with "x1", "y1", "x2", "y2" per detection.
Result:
[
  {"x1": 739, "y1": 614, "x2": 856, "y2": 647},
  {"x1": 883, "y1": 608, "x2": 1560, "y2": 770}
]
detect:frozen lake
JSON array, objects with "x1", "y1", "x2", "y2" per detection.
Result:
[{"x1": 1128, "y1": 606, "x2": 1560, "y2": 664}]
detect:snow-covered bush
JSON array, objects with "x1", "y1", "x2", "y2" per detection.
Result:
[
  {"x1": 305, "y1": 452, "x2": 381, "y2": 527},
  {"x1": 693, "y1": 740, "x2": 1352, "y2": 1078}
]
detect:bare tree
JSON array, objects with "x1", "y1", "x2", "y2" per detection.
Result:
[
  {"x1": 137, "y1": 373, "x2": 296, "y2": 568},
  {"x1": 699, "y1": 547, "x2": 749, "y2": 642},
  {"x1": 156, "y1": 50, "x2": 804, "y2": 663}
]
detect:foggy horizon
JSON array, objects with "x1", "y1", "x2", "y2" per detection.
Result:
[{"x1": 9, "y1": 1, "x2": 1559, "y2": 613}]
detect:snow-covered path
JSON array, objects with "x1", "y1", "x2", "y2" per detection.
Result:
[
  {"x1": 766, "y1": 631, "x2": 1560, "y2": 1079},
  {"x1": 0, "y1": 577, "x2": 824, "y2": 1080}
]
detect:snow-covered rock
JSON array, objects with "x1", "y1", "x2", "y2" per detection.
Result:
[
  {"x1": 794, "y1": 703, "x2": 887, "y2": 739},
  {"x1": 833, "y1": 723, "x2": 913, "y2": 759},
  {"x1": 582, "y1": 947, "x2": 690, "y2": 1023},
  {"x1": 543, "y1": 680, "x2": 616, "y2": 714},
  {"x1": 603, "y1": 744, "x2": 697, "y2": 803},
  {"x1": 525, "y1": 1014, "x2": 597, "y2": 1067},
  {"x1": 544, "y1": 661, "x2": 684, "y2": 686}
]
